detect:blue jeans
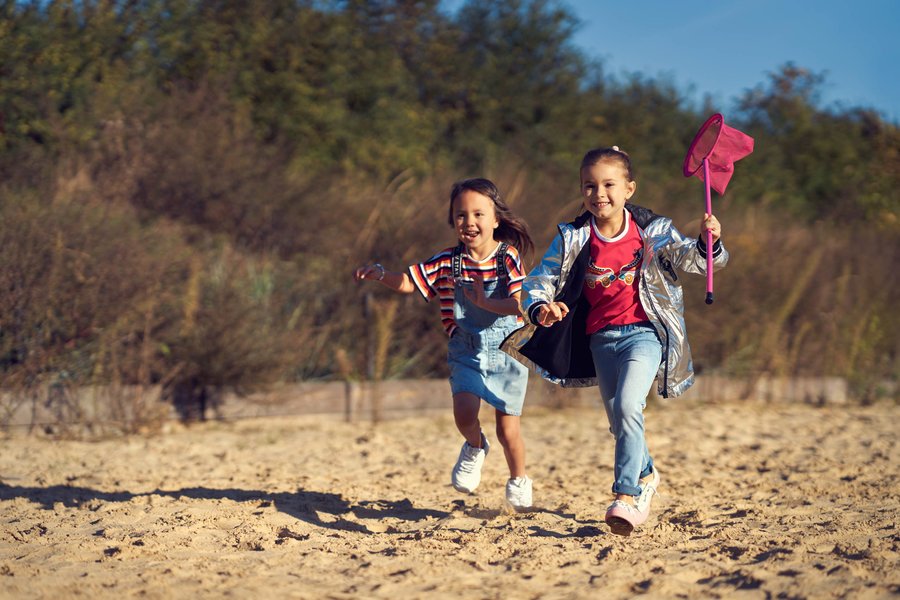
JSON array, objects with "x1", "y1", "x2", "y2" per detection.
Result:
[{"x1": 589, "y1": 322, "x2": 662, "y2": 497}]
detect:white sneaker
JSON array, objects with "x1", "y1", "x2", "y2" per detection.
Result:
[
  {"x1": 505, "y1": 476, "x2": 533, "y2": 511},
  {"x1": 635, "y1": 467, "x2": 660, "y2": 515},
  {"x1": 451, "y1": 432, "x2": 490, "y2": 493}
]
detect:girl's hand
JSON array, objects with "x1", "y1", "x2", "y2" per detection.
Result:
[
  {"x1": 536, "y1": 301, "x2": 569, "y2": 327},
  {"x1": 462, "y1": 275, "x2": 486, "y2": 308},
  {"x1": 703, "y1": 213, "x2": 722, "y2": 243},
  {"x1": 354, "y1": 263, "x2": 385, "y2": 282}
]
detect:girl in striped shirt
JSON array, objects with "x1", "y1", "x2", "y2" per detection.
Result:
[{"x1": 355, "y1": 178, "x2": 536, "y2": 510}]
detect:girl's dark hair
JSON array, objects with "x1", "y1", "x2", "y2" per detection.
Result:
[
  {"x1": 448, "y1": 178, "x2": 534, "y2": 260},
  {"x1": 580, "y1": 146, "x2": 635, "y2": 181}
]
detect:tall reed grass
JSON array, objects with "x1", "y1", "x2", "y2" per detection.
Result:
[{"x1": 0, "y1": 96, "x2": 895, "y2": 433}]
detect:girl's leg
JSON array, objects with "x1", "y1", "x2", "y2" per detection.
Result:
[
  {"x1": 610, "y1": 341, "x2": 658, "y2": 498},
  {"x1": 453, "y1": 392, "x2": 484, "y2": 447},
  {"x1": 590, "y1": 325, "x2": 662, "y2": 500},
  {"x1": 495, "y1": 410, "x2": 526, "y2": 478}
]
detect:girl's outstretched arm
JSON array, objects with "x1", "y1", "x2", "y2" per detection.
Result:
[{"x1": 354, "y1": 264, "x2": 416, "y2": 294}]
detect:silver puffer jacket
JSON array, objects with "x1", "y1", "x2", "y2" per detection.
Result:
[{"x1": 500, "y1": 204, "x2": 728, "y2": 398}]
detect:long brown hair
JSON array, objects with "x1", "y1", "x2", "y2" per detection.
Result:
[{"x1": 448, "y1": 178, "x2": 534, "y2": 261}]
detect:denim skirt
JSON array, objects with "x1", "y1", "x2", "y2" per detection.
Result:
[{"x1": 447, "y1": 326, "x2": 528, "y2": 416}]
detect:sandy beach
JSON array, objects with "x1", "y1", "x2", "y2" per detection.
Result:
[{"x1": 1, "y1": 398, "x2": 897, "y2": 599}]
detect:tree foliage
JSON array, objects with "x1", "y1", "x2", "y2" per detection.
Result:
[{"x1": 0, "y1": 0, "x2": 896, "y2": 420}]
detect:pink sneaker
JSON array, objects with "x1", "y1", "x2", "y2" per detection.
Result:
[
  {"x1": 604, "y1": 500, "x2": 643, "y2": 536},
  {"x1": 605, "y1": 468, "x2": 660, "y2": 536}
]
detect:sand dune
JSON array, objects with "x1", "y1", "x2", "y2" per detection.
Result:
[{"x1": 1, "y1": 399, "x2": 897, "y2": 599}]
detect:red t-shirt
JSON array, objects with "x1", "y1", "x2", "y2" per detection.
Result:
[{"x1": 583, "y1": 212, "x2": 649, "y2": 335}]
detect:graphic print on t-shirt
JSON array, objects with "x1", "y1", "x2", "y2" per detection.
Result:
[
  {"x1": 583, "y1": 212, "x2": 650, "y2": 334},
  {"x1": 585, "y1": 248, "x2": 643, "y2": 289}
]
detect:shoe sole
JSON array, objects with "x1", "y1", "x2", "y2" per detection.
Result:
[
  {"x1": 506, "y1": 499, "x2": 533, "y2": 513},
  {"x1": 605, "y1": 516, "x2": 634, "y2": 536},
  {"x1": 453, "y1": 483, "x2": 476, "y2": 494}
]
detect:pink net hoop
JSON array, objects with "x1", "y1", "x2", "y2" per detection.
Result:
[{"x1": 683, "y1": 113, "x2": 754, "y2": 194}]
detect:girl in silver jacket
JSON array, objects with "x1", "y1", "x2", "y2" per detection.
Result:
[{"x1": 501, "y1": 146, "x2": 728, "y2": 535}]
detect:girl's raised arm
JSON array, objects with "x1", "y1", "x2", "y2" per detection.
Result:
[
  {"x1": 664, "y1": 216, "x2": 728, "y2": 276},
  {"x1": 354, "y1": 263, "x2": 416, "y2": 294}
]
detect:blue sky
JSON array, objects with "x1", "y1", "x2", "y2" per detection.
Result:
[
  {"x1": 566, "y1": 0, "x2": 899, "y2": 122},
  {"x1": 444, "y1": 0, "x2": 900, "y2": 123}
]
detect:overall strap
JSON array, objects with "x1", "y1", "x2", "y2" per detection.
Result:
[
  {"x1": 453, "y1": 242, "x2": 509, "y2": 280},
  {"x1": 495, "y1": 242, "x2": 509, "y2": 281},
  {"x1": 451, "y1": 243, "x2": 464, "y2": 279}
]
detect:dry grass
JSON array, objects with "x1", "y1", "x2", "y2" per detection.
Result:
[{"x1": 0, "y1": 91, "x2": 896, "y2": 434}]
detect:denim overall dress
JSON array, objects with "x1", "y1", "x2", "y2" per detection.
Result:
[{"x1": 446, "y1": 243, "x2": 529, "y2": 416}]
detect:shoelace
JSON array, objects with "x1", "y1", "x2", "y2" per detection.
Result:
[
  {"x1": 457, "y1": 446, "x2": 481, "y2": 473},
  {"x1": 609, "y1": 499, "x2": 638, "y2": 514},
  {"x1": 637, "y1": 477, "x2": 659, "y2": 508},
  {"x1": 506, "y1": 479, "x2": 530, "y2": 504}
]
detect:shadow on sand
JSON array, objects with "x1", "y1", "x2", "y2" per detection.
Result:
[{"x1": 0, "y1": 481, "x2": 448, "y2": 534}]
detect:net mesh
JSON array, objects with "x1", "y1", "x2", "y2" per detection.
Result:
[{"x1": 683, "y1": 114, "x2": 754, "y2": 194}]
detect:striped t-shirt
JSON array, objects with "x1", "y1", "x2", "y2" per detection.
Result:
[{"x1": 409, "y1": 243, "x2": 526, "y2": 337}]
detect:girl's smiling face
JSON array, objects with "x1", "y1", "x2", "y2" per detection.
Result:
[
  {"x1": 580, "y1": 160, "x2": 636, "y2": 221},
  {"x1": 453, "y1": 190, "x2": 499, "y2": 254}
]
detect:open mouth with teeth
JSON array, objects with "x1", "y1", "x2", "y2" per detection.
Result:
[{"x1": 460, "y1": 229, "x2": 481, "y2": 241}]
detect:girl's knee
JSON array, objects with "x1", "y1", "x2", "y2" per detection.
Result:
[
  {"x1": 613, "y1": 404, "x2": 645, "y2": 434},
  {"x1": 619, "y1": 403, "x2": 644, "y2": 419},
  {"x1": 454, "y1": 411, "x2": 479, "y2": 431},
  {"x1": 613, "y1": 394, "x2": 646, "y2": 418},
  {"x1": 495, "y1": 424, "x2": 509, "y2": 446},
  {"x1": 495, "y1": 416, "x2": 521, "y2": 446},
  {"x1": 453, "y1": 393, "x2": 480, "y2": 425}
]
